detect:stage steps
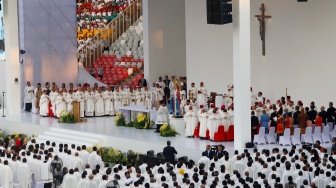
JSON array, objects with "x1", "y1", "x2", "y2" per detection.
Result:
[{"x1": 35, "y1": 128, "x2": 107, "y2": 147}]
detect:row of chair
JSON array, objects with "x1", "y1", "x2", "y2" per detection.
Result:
[{"x1": 254, "y1": 124, "x2": 336, "y2": 146}]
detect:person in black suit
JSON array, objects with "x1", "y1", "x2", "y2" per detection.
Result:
[
  {"x1": 163, "y1": 141, "x2": 177, "y2": 164},
  {"x1": 138, "y1": 74, "x2": 147, "y2": 87},
  {"x1": 163, "y1": 75, "x2": 171, "y2": 103},
  {"x1": 293, "y1": 106, "x2": 301, "y2": 125},
  {"x1": 204, "y1": 145, "x2": 214, "y2": 160},
  {"x1": 320, "y1": 106, "x2": 327, "y2": 124},
  {"x1": 216, "y1": 145, "x2": 225, "y2": 159},
  {"x1": 326, "y1": 102, "x2": 336, "y2": 126},
  {"x1": 251, "y1": 111, "x2": 259, "y2": 142},
  {"x1": 307, "y1": 106, "x2": 317, "y2": 124}
]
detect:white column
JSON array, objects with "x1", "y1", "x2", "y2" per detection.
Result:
[
  {"x1": 233, "y1": 0, "x2": 251, "y2": 150},
  {"x1": 142, "y1": 0, "x2": 150, "y2": 83},
  {"x1": 4, "y1": 0, "x2": 22, "y2": 114}
]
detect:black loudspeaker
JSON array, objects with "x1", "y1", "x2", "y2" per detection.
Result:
[
  {"x1": 206, "y1": 0, "x2": 214, "y2": 24},
  {"x1": 147, "y1": 150, "x2": 154, "y2": 156},
  {"x1": 297, "y1": 0, "x2": 308, "y2": 2},
  {"x1": 207, "y1": 0, "x2": 232, "y2": 25}
]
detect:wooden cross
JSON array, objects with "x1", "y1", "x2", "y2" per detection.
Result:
[{"x1": 255, "y1": 3, "x2": 271, "y2": 56}]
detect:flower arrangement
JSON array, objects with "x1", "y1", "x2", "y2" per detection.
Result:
[
  {"x1": 115, "y1": 112, "x2": 126, "y2": 126},
  {"x1": 134, "y1": 113, "x2": 148, "y2": 129},
  {"x1": 87, "y1": 145, "x2": 140, "y2": 165},
  {"x1": 159, "y1": 123, "x2": 179, "y2": 137},
  {"x1": 6, "y1": 132, "x2": 30, "y2": 142},
  {"x1": 59, "y1": 110, "x2": 76, "y2": 123}
]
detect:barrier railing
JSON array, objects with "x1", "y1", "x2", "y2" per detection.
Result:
[{"x1": 78, "y1": 0, "x2": 142, "y2": 68}]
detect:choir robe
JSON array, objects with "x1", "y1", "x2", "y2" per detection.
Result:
[
  {"x1": 84, "y1": 91, "x2": 95, "y2": 116},
  {"x1": 207, "y1": 113, "x2": 220, "y2": 140},
  {"x1": 184, "y1": 110, "x2": 198, "y2": 136},
  {"x1": 65, "y1": 93, "x2": 74, "y2": 113},
  {"x1": 197, "y1": 86, "x2": 207, "y2": 107},
  {"x1": 18, "y1": 163, "x2": 32, "y2": 188},
  {"x1": 103, "y1": 90, "x2": 115, "y2": 115},
  {"x1": 0, "y1": 165, "x2": 13, "y2": 188},
  {"x1": 113, "y1": 91, "x2": 121, "y2": 112},
  {"x1": 198, "y1": 112, "x2": 209, "y2": 138},
  {"x1": 120, "y1": 89, "x2": 129, "y2": 106},
  {"x1": 74, "y1": 91, "x2": 85, "y2": 118},
  {"x1": 39, "y1": 93, "x2": 49, "y2": 116},
  {"x1": 94, "y1": 92, "x2": 105, "y2": 116},
  {"x1": 128, "y1": 91, "x2": 136, "y2": 106},
  {"x1": 135, "y1": 91, "x2": 144, "y2": 106},
  {"x1": 49, "y1": 91, "x2": 59, "y2": 115},
  {"x1": 55, "y1": 95, "x2": 67, "y2": 117}
]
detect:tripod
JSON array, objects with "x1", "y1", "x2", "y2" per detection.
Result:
[{"x1": 2, "y1": 92, "x2": 5, "y2": 117}]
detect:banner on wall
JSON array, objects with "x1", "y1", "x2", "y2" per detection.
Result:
[{"x1": 0, "y1": 5, "x2": 4, "y2": 61}]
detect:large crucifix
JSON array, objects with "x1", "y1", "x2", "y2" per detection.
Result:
[{"x1": 255, "y1": 3, "x2": 271, "y2": 56}]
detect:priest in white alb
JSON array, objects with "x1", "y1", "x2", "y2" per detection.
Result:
[
  {"x1": 65, "y1": 90, "x2": 74, "y2": 113},
  {"x1": 62, "y1": 169, "x2": 78, "y2": 188},
  {"x1": 18, "y1": 158, "x2": 32, "y2": 188},
  {"x1": 0, "y1": 160, "x2": 13, "y2": 188},
  {"x1": 207, "y1": 109, "x2": 219, "y2": 140},
  {"x1": 95, "y1": 88, "x2": 105, "y2": 116},
  {"x1": 84, "y1": 87, "x2": 95, "y2": 116},
  {"x1": 74, "y1": 87, "x2": 85, "y2": 117},
  {"x1": 188, "y1": 82, "x2": 197, "y2": 100},
  {"x1": 103, "y1": 86, "x2": 115, "y2": 115},
  {"x1": 55, "y1": 91, "x2": 67, "y2": 117},
  {"x1": 197, "y1": 82, "x2": 207, "y2": 107},
  {"x1": 184, "y1": 106, "x2": 198, "y2": 137},
  {"x1": 24, "y1": 81, "x2": 35, "y2": 112},
  {"x1": 198, "y1": 107, "x2": 209, "y2": 138},
  {"x1": 113, "y1": 87, "x2": 121, "y2": 112},
  {"x1": 39, "y1": 90, "x2": 50, "y2": 116}
]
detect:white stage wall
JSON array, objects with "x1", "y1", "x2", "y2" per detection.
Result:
[
  {"x1": 0, "y1": 61, "x2": 5, "y2": 108},
  {"x1": 186, "y1": 0, "x2": 336, "y2": 108},
  {"x1": 143, "y1": 0, "x2": 186, "y2": 85},
  {"x1": 21, "y1": 0, "x2": 78, "y2": 87}
]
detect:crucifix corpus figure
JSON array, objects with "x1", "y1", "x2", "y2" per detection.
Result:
[{"x1": 255, "y1": 3, "x2": 271, "y2": 56}]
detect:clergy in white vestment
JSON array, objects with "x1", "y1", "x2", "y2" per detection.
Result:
[
  {"x1": 188, "y1": 82, "x2": 197, "y2": 100},
  {"x1": 155, "y1": 100, "x2": 169, "y2": 133},
  {"x1": 88, "y1": 147, "x2": 101, "y2": 170},
  {"x1": 207, "y1": 109, "x2": 220, "y2": 140},
  {"x1": 78, "y1": 174, "x2": 90, "y2": 188},
  {"x1": 227, "y1": 107, "x2": 234, "y2": 126},
  {"x1": 233, "y1": 156, "x2": 245, "y2": 176},
  {"x1": 184, "y1": 106, "x2": 198, "y2": 137},
  {"x1": 74, "y1": 87, "x2": 85, "y2": 117},
  {"x1": 128, "y1": 87, "x2": 136, "y2": 106},
  {"x1": 135, "y1": 87, "x2": 144, "y2": 106},
  {"x1": 65, "y1": 90, "x2": 74, "y2": 113},
  {"x1": 79, "y1": 145, "x2": 90, "y2": 166},
  {"x1": 154, "y1": 83, "x2": 164, "y2": 102},
  {"x1": 39, "y1": 90, "x2": 50, "y2": 116},
  {"x1": 113, "y1": 87, "x2": 122, "y2": 112},
  {"x1": 94, "y1": 88, "x2": 105, "y2": 116},
  {"x1": 197, "y1": 82, "x2": 207, "y2": 107},
  {"x1": 73, "y1": 152, "x2": 84, "y2": 172},
  {"x1": 49, "y1": 88, "x2": 59, "y2": 116},
  {"x1": 198, "y1": 107, "x2": 209, "y2": 138},
  {"x1": 103, "y1": 86, "x2": 115, "y2": 115},
  {"x1": 10, "y1": 156, "x2": 20, "y2": 184},
  {"x1": 120, "y1": 86, "x2": 129, "y2": 106},
  {"x1": 0, "y1": 161, "x2": 13, "y2": 188},
  {"x1": 18, "y1": 158, "x2": 32, "y2": 188},
  {"x1": 84, "y1": 87, "x2": 95, "y2": 116},
  {"x1": 144, "y1": 86, "x2": 152, "y2": 109},
  {"x1": 198, "y1": 152, "x2": 211, "y2": 172},
  {"x1": 55, "y1": 91, "x2": 67, "y2": 117},
  {"x1": 98, "y1": 175, "x2": 109, "y2": 188},
  {"x1": 41, "y1": 156, "x2": 53, "y2": 187},
  {"x1": 24, "y1": 81, "x2": 35, "y2": 112},
  {"x1": 62, "y1": 169, "x2": 78, "y2": 188},
  {"x1": 256, "y1": 92, "x2": 263, "y2": 103}
]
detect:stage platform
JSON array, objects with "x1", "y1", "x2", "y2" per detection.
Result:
[{"x1": 0, "y1": 112, "x2": 331, "y2": 161}]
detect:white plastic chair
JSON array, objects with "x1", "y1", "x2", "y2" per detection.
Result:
[
  {"x1": 126, "y1": 51, "x2": 132, "y2": 56},
  {"x1": 119, "y1": 62, "x2": 125, "y2": 67},
  {"x1": 330, "y1": 126, "x2": 336, "y2": 139},
  {"x1": 301, "y1": 127, "x2": 313, "y2": 144},
  {"x1": 321, "y1": 125, "x2": 331, "y2": 143},
  {"x1": 312, "y1": 126, "x2": 322, "y2": 143},
  {"x1": 279, "y1": 128, "x2": 291, "y2": 146},
  {"x1": 254, "y1": 127, "x2": 266, "y2": 145},
  {"x1": 265, "y1": 127, "x2": 277, "y2": 144},
  {"x1": 290, "y1": 128, "x2": 301, "y2": 145}
]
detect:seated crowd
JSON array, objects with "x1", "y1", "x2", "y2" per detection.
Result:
[
  {"x1": 1, "y1": 135, "x2": 336, "y2": 187},
  {"x1": 76, "y1": 0, "x2": 134, "y2": 48}
]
